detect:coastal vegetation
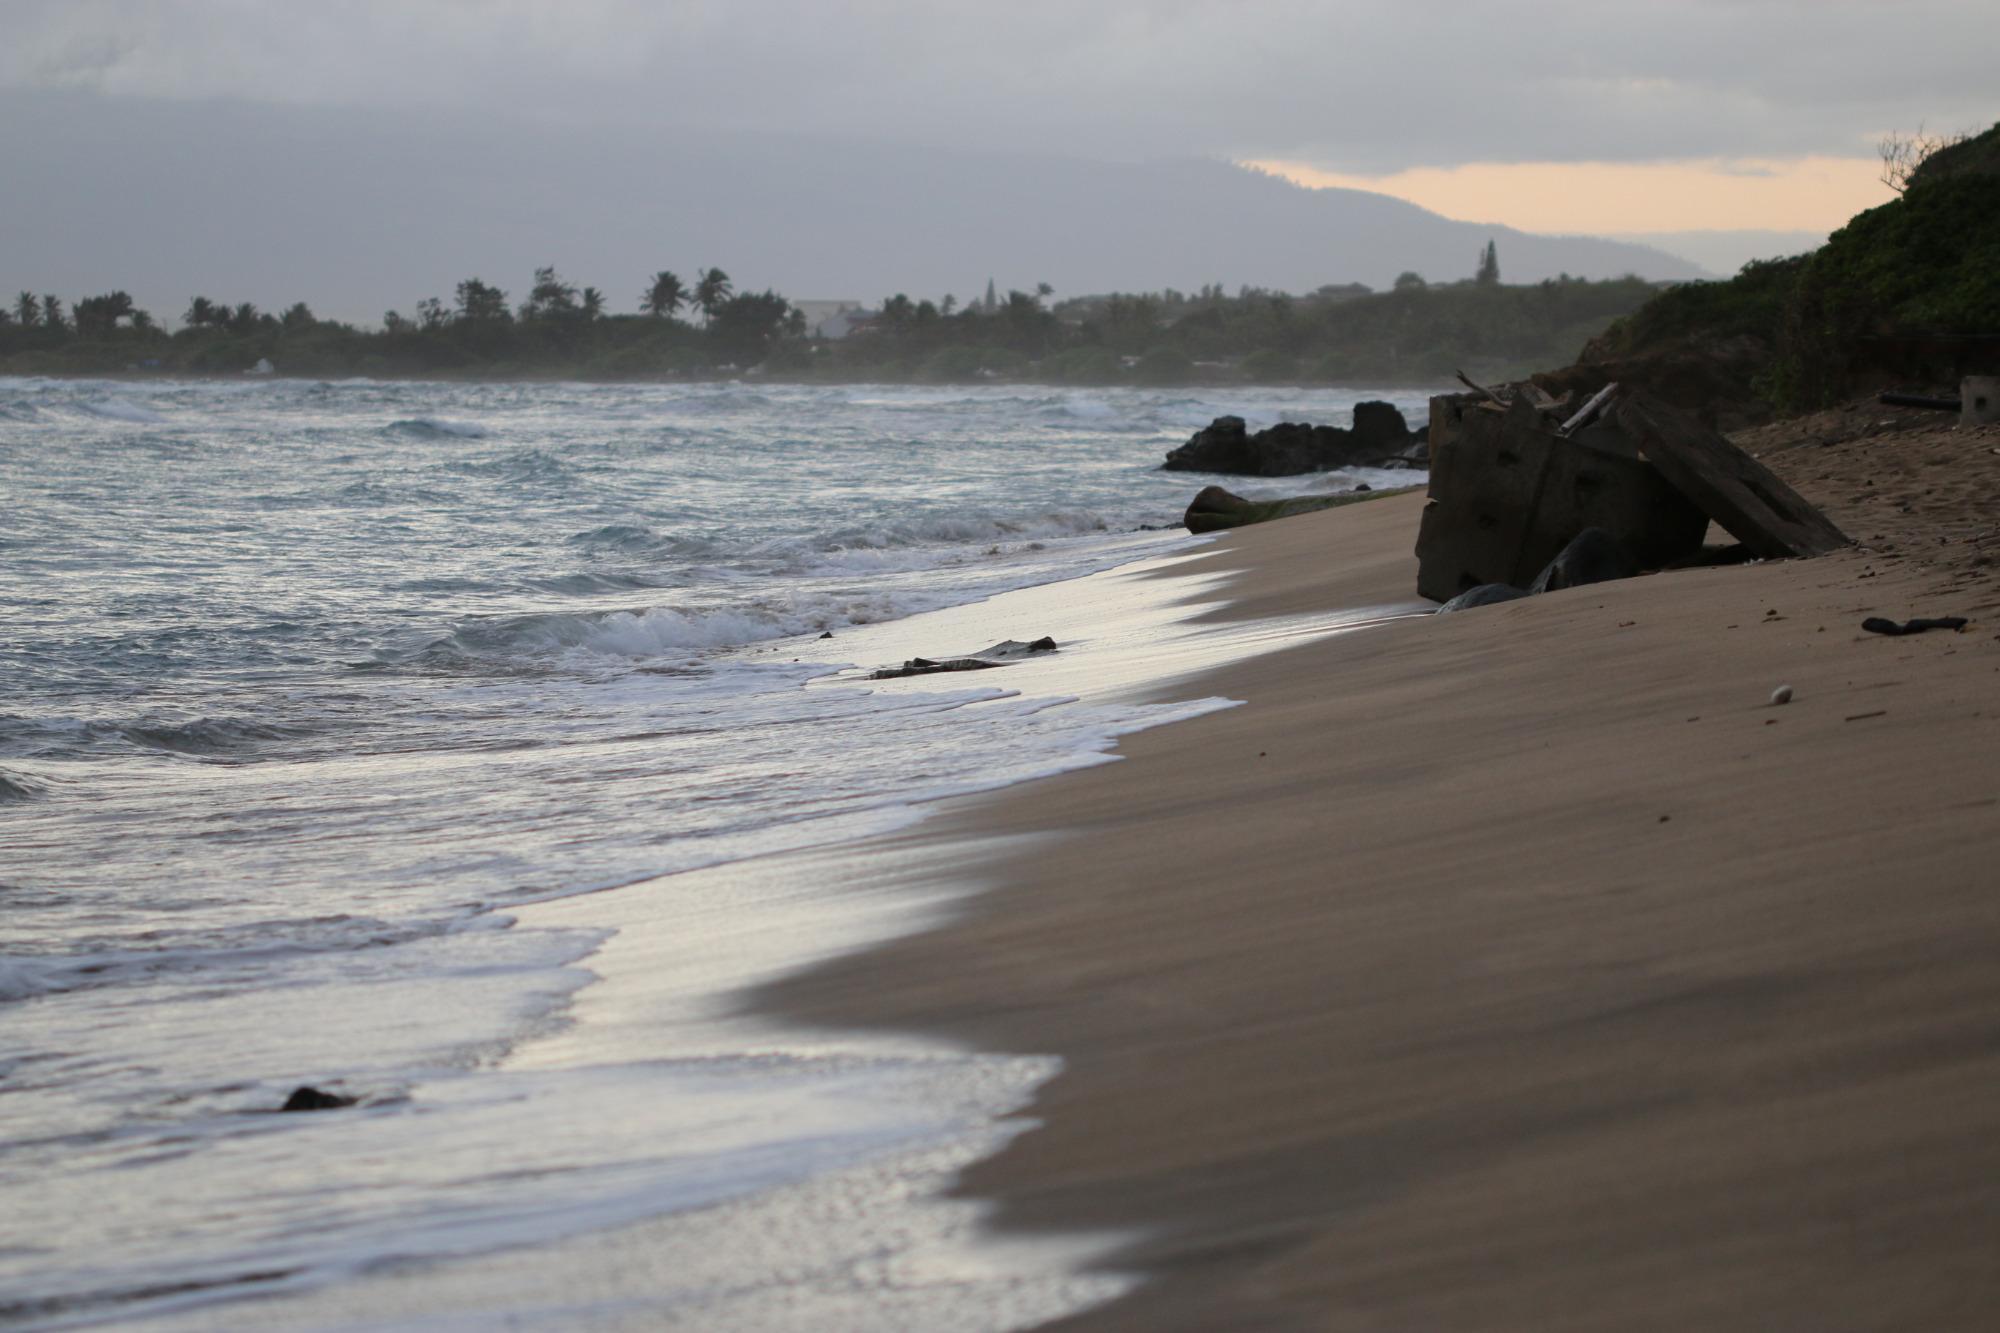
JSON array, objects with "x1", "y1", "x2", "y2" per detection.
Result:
[
  {"x1": 0, "y1": 248, "x2": 1663, "y2": 387},
  {"x1": 1581, "y1": 119, "x2": 2000, "y2": 413}
]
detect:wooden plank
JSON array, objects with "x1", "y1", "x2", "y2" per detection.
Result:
[
  {"x1": 1613, "y1": 393, "x2": 1849, "y2": 559},
  {"x1": 1559, "y1": 381, "x2": 1619, "y2": 435}
]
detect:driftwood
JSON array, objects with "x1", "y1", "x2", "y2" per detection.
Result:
[
  {"x1": 1455, "y1": 370, "x2": 1508, "y2": 406},
  {"x1": 1560, "y1": 381, "x2": 1620, "y2": 435},
  {"x1": 869, "y1": 637, "x2": 1058, "y2": 679},
  {"x1": 1613, "y1": 394, "x2": 1849, "y2": 559}
]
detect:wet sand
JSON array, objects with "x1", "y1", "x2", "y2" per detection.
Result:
[{"x1": 769, "y1": 405, "x2": 2000, "y2": 1329}]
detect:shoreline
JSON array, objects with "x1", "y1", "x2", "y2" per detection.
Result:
[
  {"x1": 762, "y1": 407, "x2": 2000, "y2": 1328},
  {"x1": 1, "y1": 368, "x2": 1464, "y2": 392},
  {"x1": 105, "y1": 530, "x2": 1417, "y2": 1331}
]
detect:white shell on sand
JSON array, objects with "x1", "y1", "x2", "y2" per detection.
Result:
[{"x1": 1770, "y1": 684, "x2": 1794, "y2": 705}]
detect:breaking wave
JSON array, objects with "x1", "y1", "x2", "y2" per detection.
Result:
[
  {"x1": 79, "y1": 397, "x2": 168, "y2": 424},
  {"x1": 405, "y1": 601, "x2": 842, "y2": 668},
  {"x1": 386, "y1": 416, "x2": 489, "y2": 438},
  {"x1": 116, "y1": 716, "x2": 316, "y2": 757}
]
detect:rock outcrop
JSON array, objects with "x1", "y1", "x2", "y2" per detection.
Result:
[{"x1": 1163, "y1": 401, "x2": 1425, "y2": 476}]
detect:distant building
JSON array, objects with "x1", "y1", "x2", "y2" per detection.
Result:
[{"x1": 794, "y1": 300, "x2": 877, "y2": 339}]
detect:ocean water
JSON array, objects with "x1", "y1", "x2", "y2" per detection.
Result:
[{"x1": 0, "y1": 377, "x2": 1431, "y2": 1329}]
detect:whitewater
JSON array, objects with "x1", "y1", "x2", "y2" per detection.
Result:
[{"x1": 0, "y1": 377, "x2": 1430, "y2": 1329}]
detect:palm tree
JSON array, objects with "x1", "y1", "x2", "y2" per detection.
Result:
[
  {"x1": 642, "y1": 270, "x2": 686, "y2": 319},
  {"x1": 523, "y1": 266, "x2": 578, "y2": 320},
  {"x1": 693, "y1": 267, "x2": 732, "y2": 324},
  {"x1": 580, "y1": 286, "x2": 605, "y2": 320},
  {"x1": 184, "y1": 296, "x2": 218, "y2": 328},
  {"x1": 15, "y1": 291, "x2": 39, "y2": 326}
]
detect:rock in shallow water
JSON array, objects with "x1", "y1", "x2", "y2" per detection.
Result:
[
  {"x1": 280, "y1": 1086, "x2": 357, "y2": 1112},
  {"x1": 1162, "y1": 403, "x2": 1421, "y2": 476}
]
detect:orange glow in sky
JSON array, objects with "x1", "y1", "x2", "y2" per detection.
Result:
[{"x1": 1243, "y1": 156, "x2": 1895, "y2": 235}]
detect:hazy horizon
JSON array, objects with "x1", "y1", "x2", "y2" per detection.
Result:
[
  {"x1": 3, "y1": 2, "x2": 1995, "y2": 326},
  {"x1": 0, "y1": 90, "x2": 1735, "y2": 329}
]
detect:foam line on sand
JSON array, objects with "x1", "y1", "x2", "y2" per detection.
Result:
[{"x1": 767, "y1": 455, "x2": 2000, "y2": 1331}]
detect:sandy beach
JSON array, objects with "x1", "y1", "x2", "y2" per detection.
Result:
[{"x1": 769, "y1": 402, "x2": 2000, "y2": 1330}]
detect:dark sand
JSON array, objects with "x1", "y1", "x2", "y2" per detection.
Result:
[{"x1": 768, "y1": 402, "x2": 2000, "y2": 1330}]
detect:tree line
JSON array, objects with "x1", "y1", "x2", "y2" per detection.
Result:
[{"x1": 1, "y1": 243, "x2": 1667, "y2": 385}]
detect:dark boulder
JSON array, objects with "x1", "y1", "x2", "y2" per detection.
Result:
[
  {"x1": 281, "y1": 1086, "x2": 357, "y2": 1112},
  {"x1": 1352, "y1": 399, "x2": 1415, "y2": 455},
  {"x1": 1183, "y1": 484, "x2": 1409, "y2": 534},
  {"x1": 1437, "y1": 583, "x2": 1531, "y2": 613},
  {"x1": 1162, "y1": 417, "x2": 1340, "y2": 475},
  {"x1": 1528, "y1": 528, "x2": 1641, "y2": 594},
  {"x1": 1163, "y1": 403, "x2": 1418, "y2": 476}
]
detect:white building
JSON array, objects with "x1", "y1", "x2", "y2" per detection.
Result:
[{"x1": 793, "y1": 300, "x2": 887, "y2": 339}]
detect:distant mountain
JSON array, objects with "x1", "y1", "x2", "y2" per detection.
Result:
[
  {"x1": 1606, "y1": 230, "x2": 1829, "y2": 279},
  {"x1": 0, "y1": 91, "x2": 1704, "y2": 326}
]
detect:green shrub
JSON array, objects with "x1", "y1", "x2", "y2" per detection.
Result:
[
  {"x1": 1771, "y1": 171, "x2": 2000, "y2": 408},
  {"x1": 1048, "y1": 347, "x2": 1124, "y2": 384},
  {"x1": 1132, "y1": 346, "x2": 1195, "y2": 386},
  {"x1": 1238, "y1": 348, "x2": 1297, "y2": 383},
  {"x1": 919, "y1": 345, "x2": 986, "y2": 381}
]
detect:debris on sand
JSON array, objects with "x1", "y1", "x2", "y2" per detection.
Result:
[
  {"x1": 870, "y1": 637, "x2": 1058, "y2": 679},
  {"x1": 1861, "y1": 615, "x2": 1968, "y2": 637},
  {"x1": 1416, "y1": 379, "x2": 1848, "y2": 606}
]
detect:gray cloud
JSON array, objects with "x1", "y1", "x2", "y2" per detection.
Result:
[{"x1": 5, "y1": 1, "x2": 1997, "y2": 171}]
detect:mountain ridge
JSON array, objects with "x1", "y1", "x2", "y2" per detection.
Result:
[{"x1": 0, "y1": 90, "x2": 1705, "y2": 325}]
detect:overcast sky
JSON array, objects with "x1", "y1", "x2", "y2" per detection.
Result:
[
  {"x1": 4, "y1": 1, "x2": 1996, "y2": 318},
  {"x1": 10, "y1": 0, "x2": 1995, "y2": 172}
]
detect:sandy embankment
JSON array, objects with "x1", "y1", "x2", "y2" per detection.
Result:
[{"x1": 770, "y1": 406, "x2": 2000, "y2": 1330}]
